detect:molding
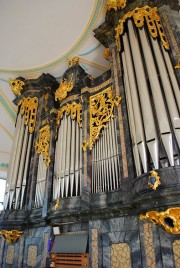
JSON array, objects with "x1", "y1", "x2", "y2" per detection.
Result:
[
  {"x1": 0, "y1": 122, "x2": 13, "y2": 140},
  {"x1": 78, "y1": 42, "x2": 101, "y2": 56}
]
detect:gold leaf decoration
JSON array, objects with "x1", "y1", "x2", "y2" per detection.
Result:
[
  {"x1": 9, "y1": 79, "x2": 25, "y2": 95},
  {"x1": 90, "y1": 87, "x2": 121, "y2": 150},
  {"x1": 82, "y1": 139, "x2": 89, "y2": 152},
  {"x1": 175, "y1": 59, "x2": 180, "y2": 69},
  {"x1": 115, "y1": 5, "x2": 169, "y2": 51},
  {"x1": 104, "y1": 48, "x2": 110, "y2": 61},
  {"x1": 18, "y1": 97, "x2": 38, "y2": 133},
  {"x1": 55, "y1": 79, "x2": 74, "y2": 101},
  {"x1": 35, "y1": 125, "x2": 51, "y2": 166},
  {"x1": 148, "y1": 170, "x2": 161, "y2": 190},
  {"x1": 57, "y1": 102, "x2": 82, "y2": 127},
  {"x1": 140, "y1": 207, "x2": 180, "y2": 234},
  {"x1": 107, "y1": 0, "x2": 126, "y2": 11},
  {"x1": 0, "y1": 230, "x2": 23, "y2": 244}
]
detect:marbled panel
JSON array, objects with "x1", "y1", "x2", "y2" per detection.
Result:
[
  {"x1": 173, "y1": 240, "x2": 180, "y2": 268},
  {"x1": 6, "y1": 245, "x2": 14, "y2": 264},
  {"x1": 92, "y1": 229, "x2": 98, "y2": 268},
  {"x1": 111, "y1": 243, "x2": 131, "y2": 268},
  {"x1": 27, "y1": 245, "x2": 37, "y2": 267},
  {"x1": 143, "y1": 223, "x2": 156, "y2": 268}
]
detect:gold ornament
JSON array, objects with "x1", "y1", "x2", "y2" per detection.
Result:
[
  {"x1": 140, "y1": 207, "x2": 180, "y2": 234},
  {"x1": 107, "y1": 0, "x2": 126, "y2": 11},
  {"x1": 35, "y1": 125, "x2": 51, "y2": 166},
  {"x1": 0, "y1": 230, "x2": 23, "y2": 244},
  {"x1": 18, "y1": 97, "x2": 38, "y2": 133},
  {"x1": 148, "y1": 170, "x2": 161, "y2": 190},
  {"x1": 55, "y1": 79, "x2": 74, "y2": 101},
  {"x1": 175, "y1": 59, "x2": 180, "y2": 69},
  {"x1": 82, "y1": 139, "x2": 89, "y2": 152},
  {"x1": 90, "y1": 87, "x2": 121, "y2": 150},
  {"x1": 115, "y1": 5, "x2": 169, "y2": 51},
  {"x1": 54, "y1": 198, "x2": 60, "y2": 210},
  {"x1": 57, "y1": 102, "x2": 82, "y2": 128},
  {"x1": 9, "y1": 79, "x2": 25, "y2": 95},
  {"x1": 104, "y1": 48, "x2": 110, "y2": 61}
]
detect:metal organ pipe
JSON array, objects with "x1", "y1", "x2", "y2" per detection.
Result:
[
  {"x1": 122, "y1": 33, "x2": 147, "y2": 173},
  {"x1": 122, "y1": 52, "x2": 142, "y2": 176},
  {"x1": 4, "y1": 113, "x2": 22, "y2": 209},
  {"x1": 9, "y1": 116, "x2": 25, "y2": 208},
  {"x1": 150, "y1": 37, "x2": 180, "y2": 148},
  {"x1": 15, "y1": 125, "x2": 29, "y2": 209},
  {"x1": 53, "y1": 113, "x2": 82, "y2": 199},
  {"x1": 127, "y1": 20, "x2": 159, "y2": 169},
  {"x1": 161, "y1": 44, "x2": 180, "y2": 111},
  {"x1": 138, "y1": 28, "x2": 174, "y2": 166},
  {"x1": 91, "y1": 118, "x2": 120, "y2": 194},
  {"x1": 20, "y1": 133, "x2": 32, "y2": 209}
]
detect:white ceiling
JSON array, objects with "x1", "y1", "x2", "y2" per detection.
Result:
[{"x1": 0, "y1": 0, "x2": 109, "y2": 173}]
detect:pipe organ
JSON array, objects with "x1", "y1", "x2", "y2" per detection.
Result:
[{"x1": 116, "y1": 6, "x2": 180, "y2": 176}]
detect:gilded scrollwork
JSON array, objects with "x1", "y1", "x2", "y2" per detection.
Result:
[
  {"x1": 18, "y1": 97, "x2": 38, "y2": 133},
  {"x1": 0, "y1": 230, "x2": 23, "y2": 244},
  {"x1": 90, "y1": 87, "x2": 121, "y2": 150},
  {"x1": 35, "y1": 125, "x2": 51, "y2": 166},
  {"x1": 140, "y1": 207, "x2": 180, "y2": 234},
  {"x1": 54, "y1": 198, "x2": 60, "y2": 210},
  {"x1": 104, "y1": 48, "x2": 110, "y2": 61},
  {"x1": 107, "y1": 0, "x2": 126, "y2": 11},
  {"x1": 115, "y1": 5, "x2": 169, "y2": 51},
  {"x1": 57, "y1": 102, "x2": 82, "y2": 127},
  {"x1": 9, "y1": 79, "x2": 25, "y2": 95},
  {"x1": 55, "y1": 79, "x2": 74, "y2": 101}
]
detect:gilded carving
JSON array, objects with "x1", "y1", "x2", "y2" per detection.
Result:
[
  {"x1": 35, "y1": 125, "x2": 51, "y2": 166},
  {"x1": 148, "y1": 170, "x2": 161, "y2": 190},
  {"x1": 107, "y1": 0, "x2": 126, "y2": 11},
  {"x1": 115, "y1": 5, "x2": 169, "y2": 51},
  {"x1": 54, "y1": 198, "x2": 60, "y2": 210},
  {"x1": 18, "y1": 97, "x2": 38, "y2": 133},
  {"x1": 82, "y1": 139, "x2": 89, "y2": 152},
  {"x1": 140, "y1": 207, "x2": 180, "y2": 234},
  {"x1": 0, "y1": 230, "x2": 23, "y2": 244},
  {"x1": 57, "y1": 102, "x2": 82, "y2": 127},
  {"x1": 104, "y1": 48, "x2": 110, "y2": 61},
  {"x1": 9, "y1": 78, "x2": 25, "y2": 95},
  {"x1": 55, "y1": 79, "x2": 74, "y2": 101},
  {"x1": 175, "y1": 59, "x2": 180, "y2": 69},
  {"x1": 90, "y1": 87, "x2": 121, "y2": 150}
]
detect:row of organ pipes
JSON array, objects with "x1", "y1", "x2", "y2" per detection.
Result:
[
  {"x1": 53, "y1": 114, "x2": 82, "y2": 199},
  {"x1": 3, "y1": 19, "x2": 180, "y2": 209},
  {"x1": 122, "y1": 20, "x2": 180, "y2": 176},
  {"x1": 4, "y1": 113, "x2": 33, "y2": 209}
]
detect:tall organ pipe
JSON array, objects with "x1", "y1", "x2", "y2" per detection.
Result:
[
  {"x1": 9, "y1": 117, "x2": 25, "y2": 208},
  {"x1": 20, "y1": 133, "x2": 33, "y2": 209},
  {"x1": 4, "y1": 113, "x2": 22, "y2": 209},
  {"x1": 127, "y1": 20, "x2": 159, "y2": 169},
  {"x1": 122, "y1": 52, "x2": 142, "y2": 175},
  {"x1": 15, "y1": 125, "x2": 29, "y2": 209},
  {"x1": 122, "y1": 33, "x2": 147, "y2": 173},
  {"x1": 138, "y1": 28, "x2": 174, "y2": 166},
  {"x1": 161, "y1": 44, "x2": 180, "y2": 111},
  {"x1": 150, "y1": 37, "x2": 180, "y2": 148}
]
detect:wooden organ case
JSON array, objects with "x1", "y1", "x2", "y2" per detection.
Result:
[{"x1": 0, "y1": 2, "x2": 180, "y2": 267}]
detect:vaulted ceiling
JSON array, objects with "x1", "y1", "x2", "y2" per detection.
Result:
[{"x1": 0, "y1": 0, "x2": 109, "y2": 176}]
